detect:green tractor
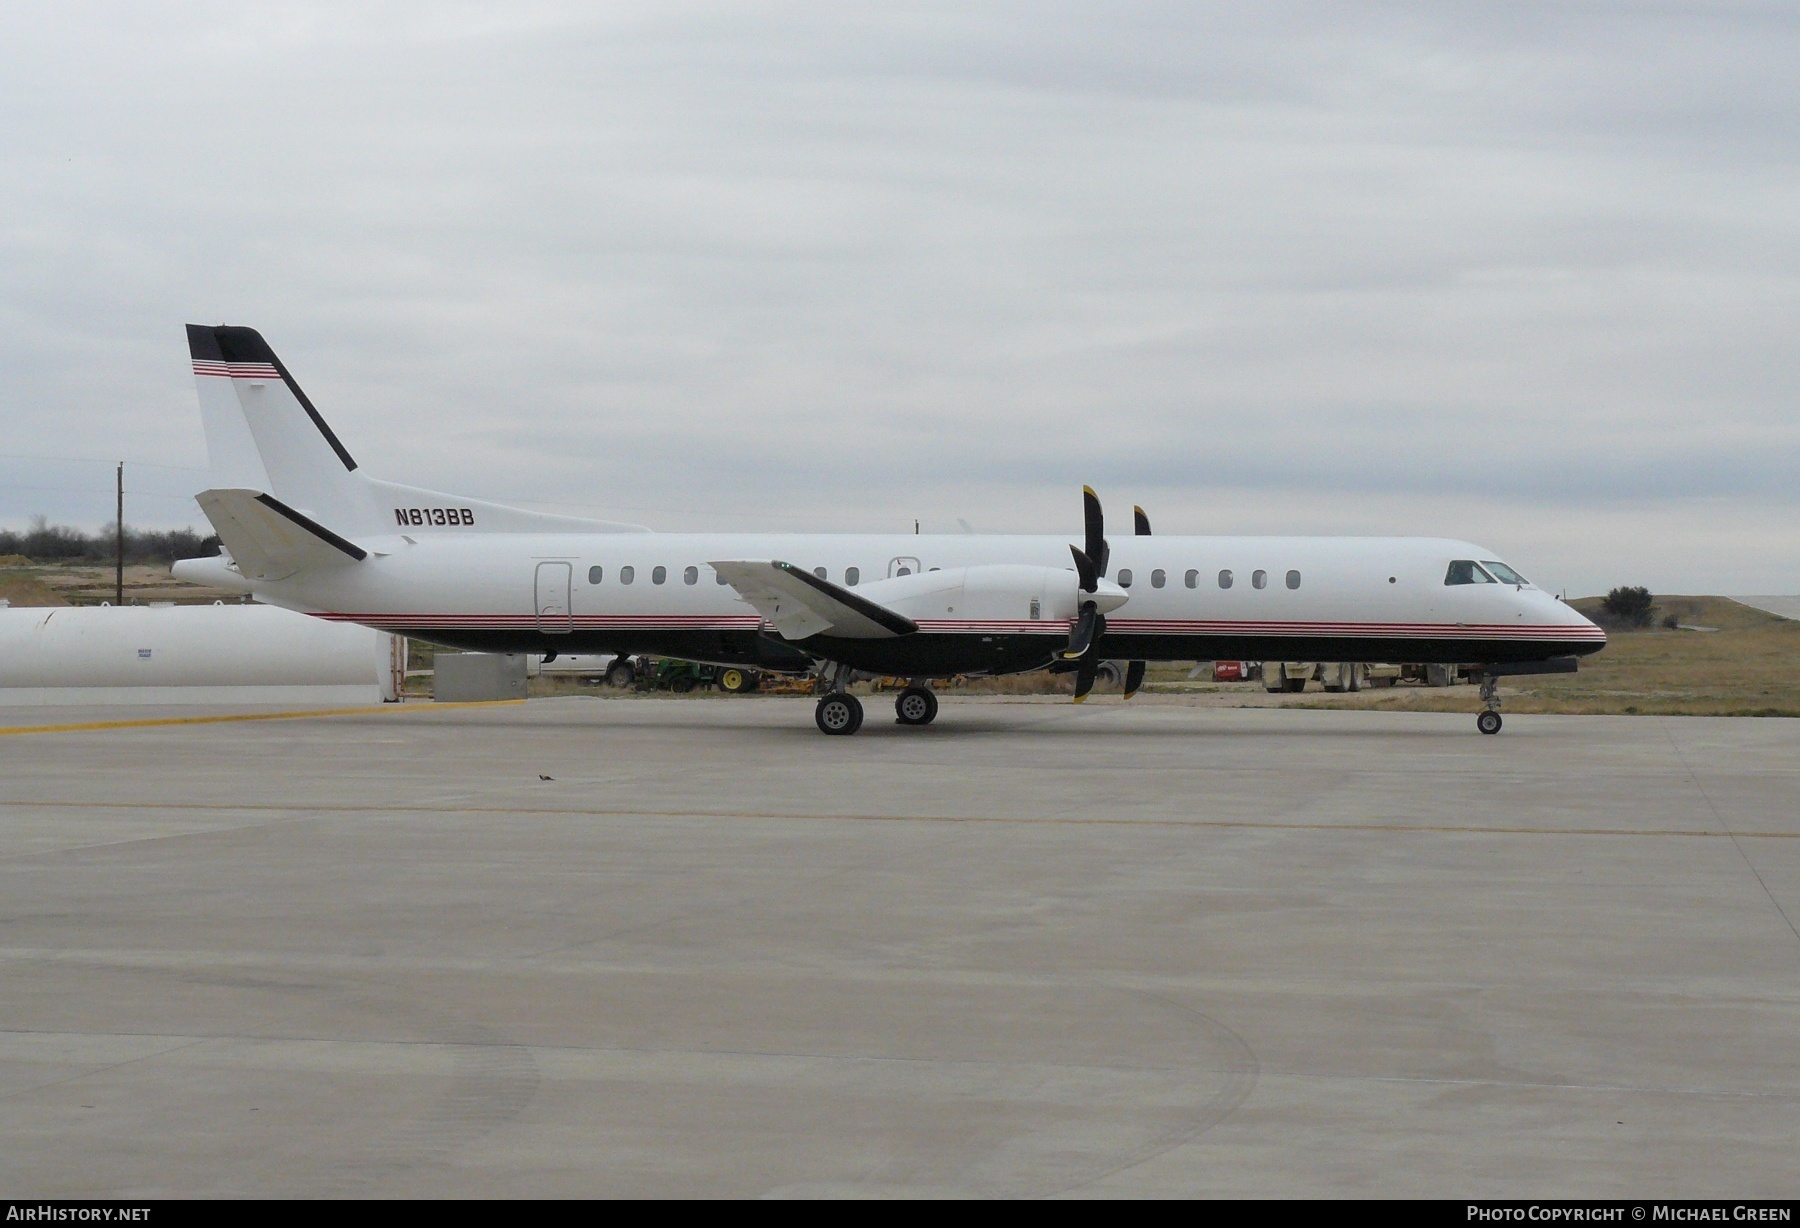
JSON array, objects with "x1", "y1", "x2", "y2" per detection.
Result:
[{"x1": 605, "y1": 655, "x2": 761, "y2": 693}]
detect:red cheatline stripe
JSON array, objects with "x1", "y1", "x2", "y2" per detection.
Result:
[
  {"x1": 312, "y1": 610, "x2": 1600, "y2": 642},
  {"x1": 1109, "y1": 620, "x2": 1604, "y2": 636},
  {"x1": 317, "y1": 612, "x2": 1597, "y2": 633}
]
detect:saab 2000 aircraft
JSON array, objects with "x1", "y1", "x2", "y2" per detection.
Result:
[{"x1": 172, "y1": 325, "x2": 1605, "y2": 735}]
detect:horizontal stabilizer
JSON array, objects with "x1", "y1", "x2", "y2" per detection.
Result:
[
  {"x1": 194, "y1": 488, "x2": 367, "y2": 581},
  {"x1": 711, "y1": 560, "x2": 918, "y2": 640}
]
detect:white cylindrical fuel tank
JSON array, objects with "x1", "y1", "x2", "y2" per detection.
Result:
[{"x1": 0, "y1": 604, "x2": 399, "y2": 705}]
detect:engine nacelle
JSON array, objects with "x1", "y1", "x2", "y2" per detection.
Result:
[{"x1": 855, "y1": 564, "x2": 1127, "y2": 626}]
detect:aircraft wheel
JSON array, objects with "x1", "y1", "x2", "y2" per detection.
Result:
[
  {"x1": 1477, "y1": 710, "x2": 1503, "y2": 735},
  {"x1": 895, "y1": 686, "x2": 938, "y2": 726},
  {"x1": 815, "y1": 692, "x2": 864, "y2": 736}
]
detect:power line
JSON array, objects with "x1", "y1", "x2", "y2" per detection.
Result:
[
  {"x1": 0, "y1": 484, "x2": 197, "y2": 502},
  {"x1": 0, "y1": 452, "x2": 208, "y2": 472}
]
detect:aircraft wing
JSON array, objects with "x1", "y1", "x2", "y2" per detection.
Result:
[
  {"x1": 710, "y1": 560, "x2": 918, "y2": 640},
  {"x1": 195, "y1": 488, "x2": 367, "y2": 581}
]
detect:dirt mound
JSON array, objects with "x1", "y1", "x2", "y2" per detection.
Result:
[{"x1": 0, "y1": 574, "x2": 71, "y2": 607}]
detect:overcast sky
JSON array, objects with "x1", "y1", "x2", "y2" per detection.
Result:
[{"x1": 3, "y1": 2, "x2": 1797, "y2": 595}]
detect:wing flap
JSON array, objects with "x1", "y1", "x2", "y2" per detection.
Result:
[
  {"x1": 710, "y1": 560, "x2": 918, "y2": 640},
  {"x1": 195, "y1": 488, "x2": 367, "y2": 581}
]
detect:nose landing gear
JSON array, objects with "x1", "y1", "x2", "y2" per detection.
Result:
[{"x1": 1477, "y1": 674, "x2": 1503, "y2": 735}]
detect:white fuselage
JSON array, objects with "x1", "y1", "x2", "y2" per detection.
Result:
[{"x1": 205, "y1": 528, "x2": 1603, "y2": 674}]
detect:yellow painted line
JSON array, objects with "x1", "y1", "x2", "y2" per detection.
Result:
[
  {"x1": 1, "y1": 797, "x2": 1795, "y2": 840},
  {"x1": 0, "y1": 700, "x2": 526, "y2": 738}
]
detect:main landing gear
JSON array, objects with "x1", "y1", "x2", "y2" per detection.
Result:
[
  {"x1": 814, "y1": 667, "x2": 938, "y2": 736},
  {"x1": 815, "y1": 691, "x2": 864, "y2": 735},
  {"x1": 894, "y1": 686, "x2": 938, "y2": 726},
  {"x1": 1477, "y1": 674, "x2": 1503, "y2": 735},
  {"x1": 815, "y1": 663, "x2": 864, "y2": 737}
]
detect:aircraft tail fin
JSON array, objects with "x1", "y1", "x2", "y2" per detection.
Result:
[
  {"x1": 185, "y1": 324, "x2": 651, "y2": 537},
  {"x1": 187, "y1": 324, "x2": 369, "y2": 530}
]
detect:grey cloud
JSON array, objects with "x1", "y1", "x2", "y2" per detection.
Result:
[{"x1": 1, "y1": 2, "x2": 1797, "y2": 597}]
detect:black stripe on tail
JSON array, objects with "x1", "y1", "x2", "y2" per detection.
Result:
[{"x1": 184, "y1": 324, "x2": 359, "y2": 472}]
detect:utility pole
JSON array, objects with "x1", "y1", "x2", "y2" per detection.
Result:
[{"x1": 115, "y1": 462, "x2": 124, "y2": 606}]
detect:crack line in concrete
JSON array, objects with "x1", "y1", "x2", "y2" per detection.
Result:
[
  {"x1": 0, "y1": 1036, "x2": 213, "y2": 1104},
  {"x1": 1661, "y1": 723, "x2": 1800, "y2": 949}
]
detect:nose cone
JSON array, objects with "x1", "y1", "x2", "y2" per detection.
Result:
[
  {"x1": 1090, "y1": 578, "x2": 1129, "y2": 614},
  {"x1": 1573, "y1": 605, "x2": 1608, "y2": 648},
  {"x1": 1525, "y1": 588, "x2": 1608, "y2": 652}
]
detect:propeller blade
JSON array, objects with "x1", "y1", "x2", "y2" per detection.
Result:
[
  {"x1": 1082, "y1": 486, "x2": 1109, "y2": 578},
  {"x1": 1133, "y1": 506, "x2": 1151, "y2": 536},
  {"x1": 1068, "y1": 543, "x2": 1097, "y2": 593},
  {"x1": 1061, "y1": 601, "x2": 1098, "y2": 660},
  {"x1": 1070, "y1": 610, "x2": 1107, "y2": 701},
  {"x1": 1123, "y1": 659, "x2": 1146, "y2": 699},
  {"x1": 1073, "y1": 654, "x2": 1098, "y2": 702}
]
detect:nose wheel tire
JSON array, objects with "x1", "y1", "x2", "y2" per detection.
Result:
[
  {"x1": 815, "y1": 692, "x2": 864, "y2": 736},
  {"x1": 895, "y1": 686, "x2": 938, "y2": 726},
  {"x1": 1477, "y1": 710, "x2": 1503, "y2": 735}
]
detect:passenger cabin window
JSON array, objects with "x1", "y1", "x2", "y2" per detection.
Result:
[
  {"x1": 1218, "y1": 569, "x2": 1232, "y2": 589},
  {"x1": 1483, "y1": 560, "x2": 1528, "y2": 586},
  {"x1": 846, "y1": 566, "x2": 860, "y2": 586},
  {"x1": 813, "y1": 566, "x2": 827, "y2": 579},
  {"x1": 620, "y1": 565, "x2": 635, "y2": 585},
  {"x1": 717, "y1": 571, "x2": 729, "y2": 584},
  {"x1": 1185, "y1": 569, "x2": 1199, "y2": 589},
  {"x1": 1286, "y1": 570, "x2": 1301, "y2": 590},
  {"x1": 1252, "y1": 569, "x2": 1267, "y2": 590},
  {"x1": 1117, "y1": 568, "x2": 1133, "y2": 588},
  {"x1": 1445, "y1": 560, "x2": 1496, "y2": 585},
  {"x1": 1151, "y1": 568, "x2": 1166, "y2": 589},
  {"x1": 683, "y1": 565, "x2": 698, "y2": 585},
  {"x1": 652, "y1": 565, "x2": 667, "y2": 585},
  {"x1": 588, "y1": 566, "x2": 602, "y2": 584}
]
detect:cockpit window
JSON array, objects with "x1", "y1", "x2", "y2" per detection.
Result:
[
  {"x1": 1482, "y1": 560, "x2": 1528, "y2": 586},
  {"x1": 1444, "y1": 560, "x2": 1496, "y2": 585}
]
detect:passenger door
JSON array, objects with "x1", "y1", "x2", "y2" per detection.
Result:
[{"x1": 535, "y1": 561, "x2": 573, "y2": 633}]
